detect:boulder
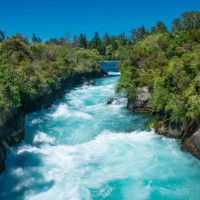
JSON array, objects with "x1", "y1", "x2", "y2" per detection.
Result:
[
  {"x1": 182, "y1": 128, "x2": 200, "y2": 159},
  {"x1": 154, "y1": 120, "x2": 183, "y2": 138},
  {"x1": 193, "y1": 130, "x2": 200, "y2": 150},
  {"x1": 106, "y1": 98, "x2": 118, "y2": 105},
  {"x1": 168, "y1": 121, "x2": 184, "y2": 138},
  {"x1": 127, "y1": 87, "x2": 152, "y2": 113}
]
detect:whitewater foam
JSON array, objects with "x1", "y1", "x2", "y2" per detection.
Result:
[
  {"x1": 17, "y1": 131, "x2": 157, "y2": 200},
  {"x1": 13, "y1": 130, "x2": 180, "y2": 200},
  {"x1": 108, "y1": 71, "x2": 121, "y2": 76},
  {"x1": 50, "y1": 104, "x2": 93, "y2": 120},
  {"x1": 1, "y1": 66, "x2": 200, "y2": 200},
  {"x1": 15, "y1": 129, "x2": 200, "y2": 200},
  {"x1": 33, "y1": 132, "x2": 55, "y2": 145}
]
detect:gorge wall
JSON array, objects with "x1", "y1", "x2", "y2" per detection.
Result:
[
  {"x1": 127, "y1": 87, "x2": 200, "y2": 159},
  {"x1": 0, "y1": 70, "x2": 107, "y2": 174}
]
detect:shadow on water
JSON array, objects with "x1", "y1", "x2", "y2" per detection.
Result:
[{"x1": 0, "y1": 147, "x2": 55, "y2": 200}]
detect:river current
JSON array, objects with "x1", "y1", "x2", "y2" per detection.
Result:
[{"x1": 0, "y1": 61, "x2": 200, "y2": 200}]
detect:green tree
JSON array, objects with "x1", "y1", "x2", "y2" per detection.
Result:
[
  {"x1": 1, "y1": 34, "x2": 31, "y2": 64},
  {"x1": 45, "y1": 38, "x2": 66, "y2": 46},
  {"x1": 102, "y1": 32, "x2": 110, "y2": 46},
  {"x1": 171, "y1": 18, "x2": 182, "y2": 32},
  {"x1": 181, "y1": 12, "x2": 200, "y2": 30},
  {"x1": 131, "y1": 25, "x2": 148, "y2": 43},
  {"x1": 79, "y1": 33, "x2": 87, "y2": 49},
  {"x1": 0, "y1": 30, "x2": 6, "y2": 42},
  {"x1": 151, "y1": 21, "x2": 168, "y2": 33},
  {"x1": 111, "y1": 40, "x2": 118, "y2": 51},
  {"x1": 88, "y1": 32, "x2": 105, "y2": 55},
  {"x1": 32, "y1": 33, "x2": 42, "y2": 44},
  {"x1": 88, "y1": 32, "x2": 101, "y2": 49},
  {"x1": 73, "y1": 36, "x2": 79, "y2": 49},
  {"x1": 118, "y1": 32, "x2": 127, "y2": 45}
]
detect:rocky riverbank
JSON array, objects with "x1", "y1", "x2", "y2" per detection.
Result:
[
  {"x1": 0, "y1": 70, "x2": 108, "y2": 174},
  {"x1": 127, "y1": 87, "x2": 200, "y2": 159}
]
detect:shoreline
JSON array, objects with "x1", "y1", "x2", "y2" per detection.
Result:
[
  {"x1": 0, "y1": 69, "x2": 108, "y2": 174},
  {"x1": 127, "y1": 95, "x2": 200, "y2": 159}
]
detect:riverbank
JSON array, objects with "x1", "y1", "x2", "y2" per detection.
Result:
[
  {"x1": 0, "y1": 34, "x2": 111, "y2": 174},
  {"x1": 127, "y1": 91, "x2": 200, "y2": 159},
  {"x1": 0, "y1": 69, "x2": 107, "y2": 174},
  {"x1": 1, "y1": 62, "x2": 200, "y2": 200},
  {"x1": 115, "y1": 14, "x2": 200, "y2": 160}
]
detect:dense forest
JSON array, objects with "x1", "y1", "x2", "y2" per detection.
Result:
[
  {"x1": 0, "y1": 30, "x2": 132, "y2": 61},
  {"x1": 0, "y1": 34, "x2": 106, "y2": 126},
  {"x1": 0, "y1": 22, "x2": 135, "y2": 126},
  {"x1": 116, "y1": 12, "x2": 200, "y2": 138}
]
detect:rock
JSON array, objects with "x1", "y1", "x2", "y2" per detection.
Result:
[
  {"x1": 167, "y1": 121, "x2": 184, "y2": 138},
  {"x1": 101, "y1": 69, "x2": 109, "y2": 77},
  {"x1": 106, "y1": 98, "x2": 118, "y2": 105},
  {"x1": 182, "y1": 129, "x2": 200, "y2": 159},
  {"x1": 154, "y1": 120, "x2": 169, "y2": 136},
  {"x1": 193, "y1": 130, "x2": 200, "y2": 150},
  {"x1": 137, "y1": 87, "x2": 150, "y2": 102},
  {"x1": 0, "y1": 108, "x2": 25, "y2": 145},
  {"x1": 127, "y1": 86, "x2": 200, "y2": 160},
  {"x1": 127, "y1": 87, "x2": 152, "y2": 113},
  {"x1": 0, "y1": 143, "x2": 6, "y2": 174},
  {"x1": 0, "y1": 108, "x2": 25, "y2": 174},
  {"x1": 154, "y1": 119, "x2": 200, "y2": 158},
  {"x1": 154, "y1": 120, "x2": 183, "y2": 138}
]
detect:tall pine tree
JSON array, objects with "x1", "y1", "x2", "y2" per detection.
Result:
[{"x1": 79, "y1": 33, "x2": 87, "y2": 48}]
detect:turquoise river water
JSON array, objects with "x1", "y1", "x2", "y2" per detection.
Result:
[{"x1": 0, "y1": 61, "x2": 200, "y2": 200}]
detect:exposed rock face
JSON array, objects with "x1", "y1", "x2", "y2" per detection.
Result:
[
  {"x1": 182, "y1": 128, "x2": 200, "y2": 159},
  {"x1": 23, "y1": 71, "x2": 108, "y2": 113},
  {"x1": 155, "y1": 120, "x2": 184, "y2": 139},
  {"x1": 106, "y1": 98, "x2": 118, "y2": 105},
  {"x1": 0, "y1": 145, "x2": 6, "y2": 173},
  {"x1": 193, "y1": 130, "x2": 200, "y2": 149},
  {"x1": 154, "y1": 120, "x2": 169, "y2": 136},
  {"x1": 127, "y1": 86, "x2": 200, "y2": 159},
  {"x1": 0, "y1": 108, "x2": 25, "y2": 174},
  {"x1": 127, "y1": 87, "x2": 152, "y2": 113},
  {"x1": 155, "y1": 119, "x2": 200, "y2": 158},
  {"x1": 0, "y1": 70, "x2": 107, "y2": 174}
]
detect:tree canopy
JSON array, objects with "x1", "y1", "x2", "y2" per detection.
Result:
[{"x1": 117, "y1": 12, "x2": 200, "y2": 124}]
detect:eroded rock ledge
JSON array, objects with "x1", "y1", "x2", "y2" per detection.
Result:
[{"x1": 127, "y1": 87, "x2": 200, "y2": 159}]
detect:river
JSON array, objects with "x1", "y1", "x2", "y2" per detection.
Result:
[{"x1": 0, "y1": 61, "x2": 200, "y2": 200}]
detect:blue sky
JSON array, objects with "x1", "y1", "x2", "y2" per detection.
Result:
[{"x1": 1, "y1": 0, "x2": 200, "y2": 41}]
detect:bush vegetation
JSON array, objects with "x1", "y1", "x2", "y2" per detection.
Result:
[
  {"x1": 117, "y1": 12, "x2": 200, "y2": 124},
  {"x1": 0, "y1": 34, "x2": 102, "y2": 124}
]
